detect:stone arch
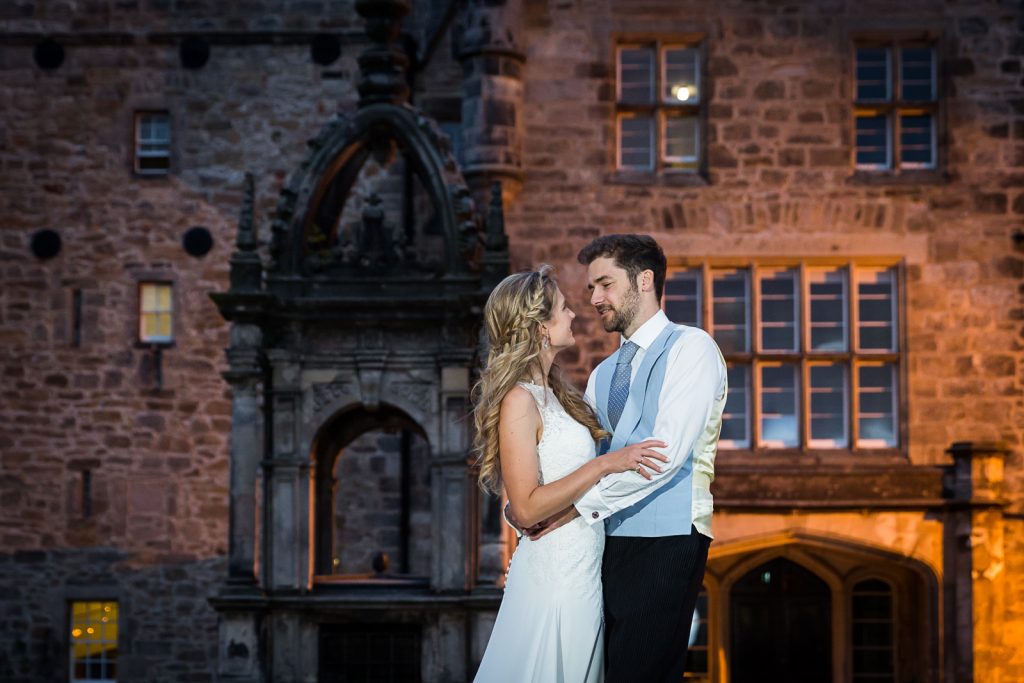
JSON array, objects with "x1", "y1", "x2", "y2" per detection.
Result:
[
  {"x1": 310, "y1": 401, "x2": 431, "y2": 579},
  {"x1": 707, "y1": 530, "x2": 940, "y2": 683},
  {"x1": 267, "y1": 104, "x2": 478, "y2": 277}
]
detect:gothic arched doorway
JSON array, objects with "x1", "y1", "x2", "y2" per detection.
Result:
[
  {"x1": 730, "y1": 557, "x2": 831, "y2": 683},
  {"x1": 312, "y1": 404, "x2": 431, "y2": 582}
]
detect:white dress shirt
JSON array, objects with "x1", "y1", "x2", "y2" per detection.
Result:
[{"x1": 575, "y1": 310, "x2": 727, "y2": 538}]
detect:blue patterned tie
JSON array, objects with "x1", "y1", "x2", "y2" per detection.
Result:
[{"x1": 607, "y1": 341, "x2": 640, "y2": 430}]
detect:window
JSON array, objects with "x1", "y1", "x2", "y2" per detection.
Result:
[
  {"x1": 616, "y1": 41, "x2": 702, "y2": 172},
  {"x1": 684, "y1": 586, "x2": 709, "y2": 678},
  {"x1": 852, "y1": 579, "x2": 896, "y2": 683},
  {"x1": 664, "y1": 262, "x2": 901, "y2": 451},
  {"x1": 70, "y1": 601, "x2": 118, "y2": 682},
  {"x1": 134, "y1": 112, "x2": 171, "y2": 175},
  {"x1": 138, "y1": 282, "x2": 173, "y2": 344},
  {"x1": 854, "y1": 43, "x2": 937, "y2": 171}
]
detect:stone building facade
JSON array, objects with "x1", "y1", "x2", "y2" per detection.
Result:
[{"x1": 1, "y1": 0, "x2": 1022, "y2": 682}]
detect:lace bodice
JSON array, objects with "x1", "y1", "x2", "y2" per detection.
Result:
[{"x1": 505, "y1": 382, "x2": 605, "y2": 593}]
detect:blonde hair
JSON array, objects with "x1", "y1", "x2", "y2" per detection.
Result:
[{"x1": 472, "y1": 264, "x2": 610, "y2": 494}]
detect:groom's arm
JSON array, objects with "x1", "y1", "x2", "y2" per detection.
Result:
[{"x1": 574, "y1": 330, "x2": 726, "y2": 525}]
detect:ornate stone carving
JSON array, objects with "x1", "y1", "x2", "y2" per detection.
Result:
[{"x1": 312, "y1": 382, "x2": 356, "y2": 414}]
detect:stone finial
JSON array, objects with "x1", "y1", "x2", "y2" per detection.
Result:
[
  {"x1": 229, "y1": 172, "x2": 263, "y2": 292},
  {"x1": 236, "y1": 172, "x2": 256, "y2": 252},
  {"x1": 355, "y1": 0, "x2": 412, "y2": 107}
]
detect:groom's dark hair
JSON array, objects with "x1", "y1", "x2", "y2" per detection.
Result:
[{"x1": 577, "y1": 234, "x2": 667, "y2": 301}]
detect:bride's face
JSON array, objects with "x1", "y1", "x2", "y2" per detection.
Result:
[{"x1": 542, "y1": 287, "x2": 576, "y2": 351}]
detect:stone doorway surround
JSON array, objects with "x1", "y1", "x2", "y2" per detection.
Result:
[
  {"x1": 704, "y1": 530, "x2": 941, "y2": 683},
  {"x1": 207, "y1": 1, "x2": 514, "y2": 680}
]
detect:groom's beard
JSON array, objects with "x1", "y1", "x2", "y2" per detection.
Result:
[{"x1": 597, "y1": 283, "x2": 641, "y2": 334}]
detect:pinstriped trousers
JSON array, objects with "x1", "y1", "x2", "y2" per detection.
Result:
[{"x1": 602, "y1": 526, "x2": 711, "y2": 683}]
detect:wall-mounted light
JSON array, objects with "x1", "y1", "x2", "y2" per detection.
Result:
[{"x1": 671, "y1": 83, "x2": 695, "y2": 101}]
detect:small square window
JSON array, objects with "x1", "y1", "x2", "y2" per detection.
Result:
[
  {"x1": 853, "y1": 43, "x2": 937, "y2": 172},
  {"x1": 134, "y1": 112, "x2": 171, "y2": 175},
  {"x1": 138, "y1": 282, "x2": 173, "y2": 344},
  {"x1": 616, "y1": 41, "x2": 703, "y2": 173}
]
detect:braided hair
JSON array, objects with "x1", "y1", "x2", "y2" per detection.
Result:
[{"x1": 472, "y1": 265, "x2": 609, "y2": 494}]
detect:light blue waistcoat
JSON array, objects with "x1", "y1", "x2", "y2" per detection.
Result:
[{"x1": 594, "y1": 324, "x2": 692, "y2": 537}]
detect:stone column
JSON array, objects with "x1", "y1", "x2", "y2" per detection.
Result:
[
  {"x1": 456, "y1": 0, "x2": 525, "y2": 200},
  {"x1": 223, "y1": 324, "x2": 263, "y2": 585},
  {"x1": 433, "y1": 363, "x2": 474, "y2": 593},
  {"x1": 944, "y1": 441, "x2": 1008, "y2": 683},
  {"x1": 263, "y1": 351, "x2": 311, "y2": 593}
]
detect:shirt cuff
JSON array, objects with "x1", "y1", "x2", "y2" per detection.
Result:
[
  {"x1": 502, "y1": 502, "x2": 523, "y2": 538},
  {"x1": 574, "y1": 487, "x2": 611, "y2": 526}
]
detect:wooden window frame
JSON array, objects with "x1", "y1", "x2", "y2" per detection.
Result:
[
  {"x1": 853, "y1": 41, "x2": 938, "y2": 172},
  {"x1": 664, "y1": 258, "x2": 906, "y2": 459},
  {"x1": 614, "y1": 36, "x2": 706, "y2": 176}
]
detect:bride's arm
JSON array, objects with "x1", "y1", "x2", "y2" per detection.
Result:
[{"x1": 499, "y1": 386, "x2": 667, "y2": 529}]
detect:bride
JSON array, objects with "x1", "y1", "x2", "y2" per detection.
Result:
[{"x1": 472, "y1": 265, "x2": 668, "y2": 682}]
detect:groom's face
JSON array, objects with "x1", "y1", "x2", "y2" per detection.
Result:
[{"x1": 586, "y1": 257, "x2": 641, "y2": 334}]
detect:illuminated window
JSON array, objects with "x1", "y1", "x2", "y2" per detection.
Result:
[
  {"x1": 138, "y1": 282, "x2": 173, "y2": 344},
  {"x1": 664, "y1": 262, "x2": 901, "y2": 451},
  {"x1": 134, "y1": 111, "x2": 171, "y2": 175},
  {"x1": 616, "y1": 42, "x2": 702, "y2": 172},
  {"x1": 854, "y1": 44, "x2": 937, "y2": 171},
  {"x1": 70, "y1": 601, "x2": 118, "y2": 682}
]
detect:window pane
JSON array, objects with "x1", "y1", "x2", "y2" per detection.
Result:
[
  {"x1": 684, "y1": 588, "x2": 709, "y2": 675},
  {"x1": 618, "y1": 115, "x2": 654, "y2": 170},
  {"x1": 856, "y1": 47, "x2": 890, "y2": 101},
  {"x1": 618, "y1": 47, "x2": 655, "y2": 104},
  {"x1": 141, "y1": 283, "x2": 157, "y2": 311},
  {"x1": 855, "y1": 115, "x2": 890, "y2": 168},
  {"x1": 809, "y1": 363, "x2": 848, "y2": 447},
  {"x1": 136, "y1": 112, "x2": 171, "y2": 174},
  {"x1": 70, "y1": 600, "x2": 118, "y2": 683},
  {"x1": 759, "y1": 363, "x2": 799, "y2": 447},
  {"x1": 721, "y1": 364, "x2": 751, "y2": 448},
  {"x1": 808, "y1": 267, "x2": 848, "y2": 351},
  {"x1": 857, "y1": 363, "x2": 897, "y2": 447},
  {"x1": 900, "y1": 46, "x2": 935, "y2": 101},
  {"x1": 664, "y1": 115, "x2": 698, "y2": 168},
  {"x1": 663, "y1": 47, "x2": 699, "y2": 103},
  {"x1": 664, "y1": 269, "x2": 702, "y2": 327},
  {"x1": 854, "y1": 621, "x2": 893, "y2": 647},
  {"x1": 139, "y1": 283, "x2": 173, "y2": 343},
  {"x1": 759, "y1": 268, "x2": 799, "y2": 352},
  {"x1": 857, "y1": 268, "x2": 897, "y2": 351},
  {"x1": 712, "y1": 269, "x2": 750, "y2": 353},
  {"x1": 900, "y1": 113, "x2": 935, "y2": 168}
]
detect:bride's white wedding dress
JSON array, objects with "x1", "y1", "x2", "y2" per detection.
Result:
[{"x1": 474, "y1": 382, "x2": 605, "y2": 682}]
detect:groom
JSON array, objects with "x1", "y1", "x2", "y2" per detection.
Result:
[{"x1": 566, "y1": 234, "x2": 726, "y2": 682}]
